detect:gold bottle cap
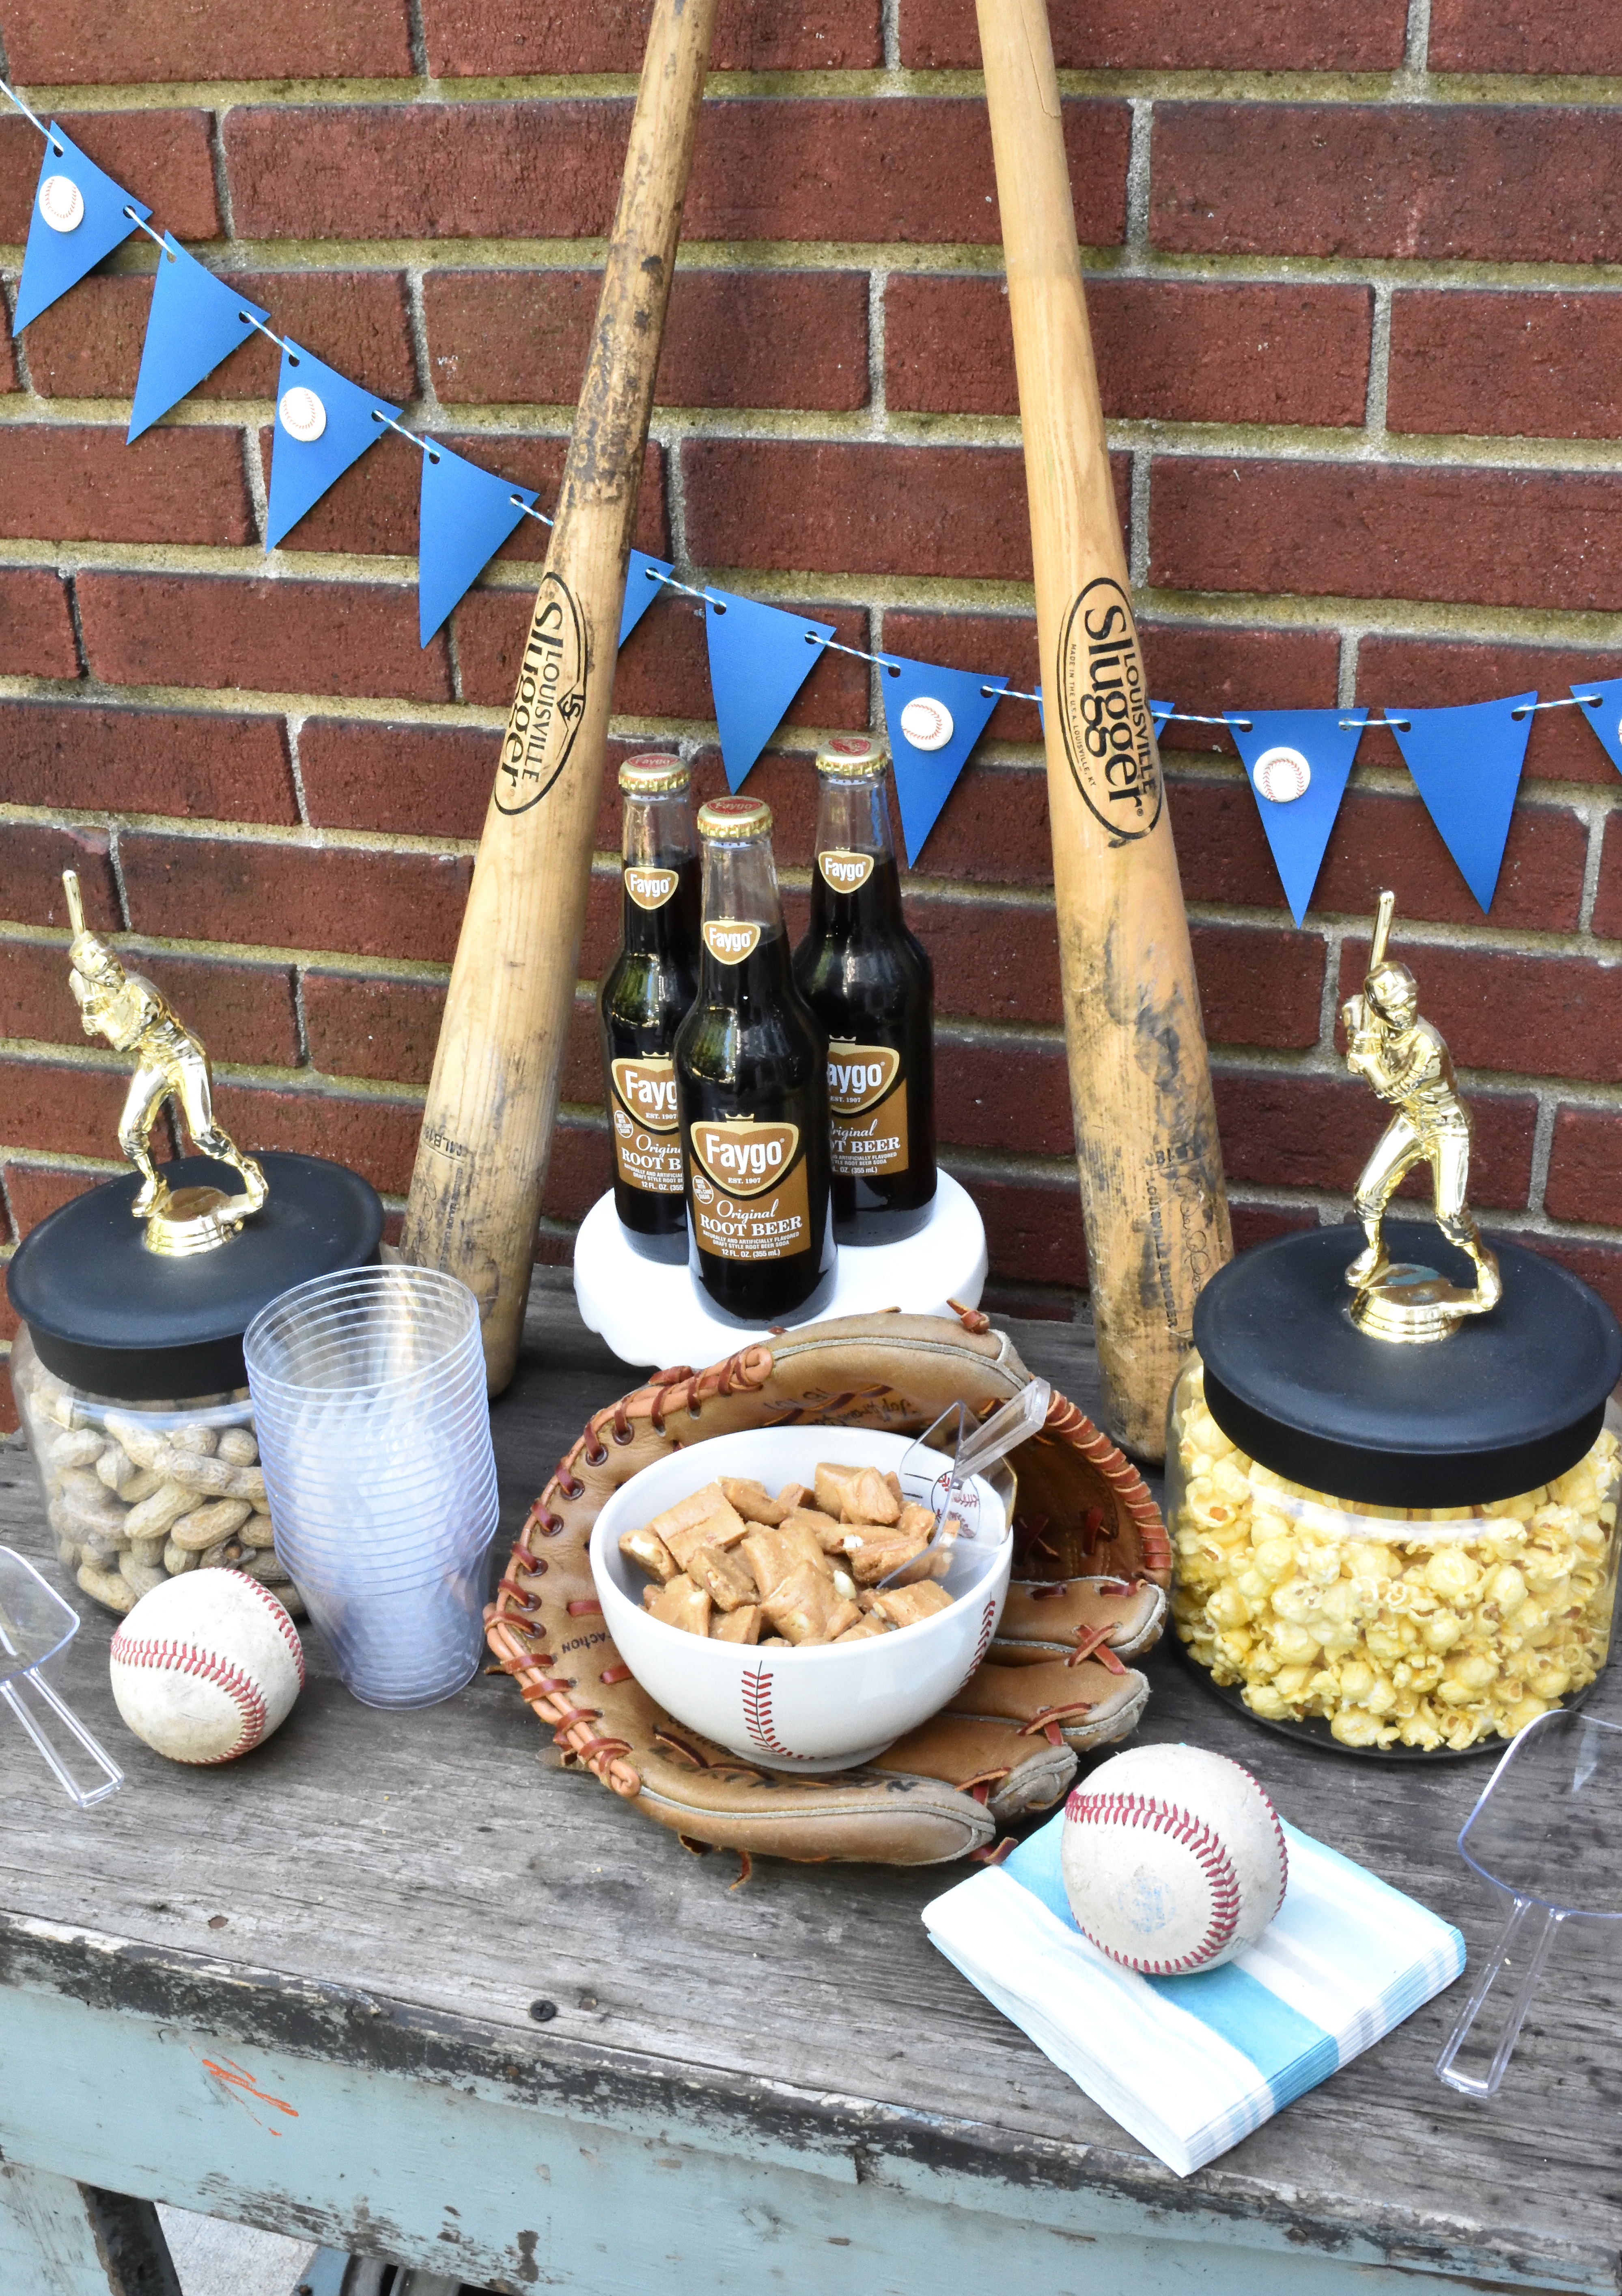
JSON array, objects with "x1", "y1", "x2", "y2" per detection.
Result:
[
  {"x1": 698, "y1": 795, "x2": 773, "y2": 842},
  {"x1": 618, "y1": 752, "x2": 690, "y2": 796},
  {"x1": 815, "y1": 734, "x2": 887, "y2": 780}
]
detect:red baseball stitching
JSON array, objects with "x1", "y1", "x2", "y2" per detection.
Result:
[
  {"x1": 1064, "y1": 1789, "x2": 1243, "y2": 1974},
  {"x1": 108, "y1": 1632, "x2": 269, "y2": 1764},
  {"x1": 954, "y1": 1596, "x2": 998, "y2": 1694},
  {"x1": 224, "y1": 1569, "x2": 306, "y2": 1688},
  {"x1": 741, "y1": 1663, "x2": 793, "y2": 1758}
]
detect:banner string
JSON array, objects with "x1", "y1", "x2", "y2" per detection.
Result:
[{"x1": 0, "y1": 76, "x2": 56, "y2": 148}]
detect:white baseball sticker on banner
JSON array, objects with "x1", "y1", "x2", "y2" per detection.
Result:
[
  {"x1": 1252, "y1": 745, "x2": 1312, "y2": 804},
  {"x1": 39, "y1": 174, "x2": 85, "y2": 232},
  {"x1": 900, "y1": 694, "x2": 955, "y2": 751}
]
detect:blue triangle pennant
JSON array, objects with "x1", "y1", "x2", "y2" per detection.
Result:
[
  {"x1": 1386, "y1": 691, "x2": 1534, "y2": 913},
  {"x1": 704, "y1": 591, "x2": 835, "y2": 792},
  {"x1": 417, "y1": 443, "x2": 536, "y2": 646},
  {"x1": 620, "y1": 549, "x2": 675, "y2": 647},
  {"x1": 1226, "y1": 707, "x2": 1367, "y2": 927},
  {"x1": 1570, "y1": 676, "x2": 1622, "y2": 778},
  {"x1": 264, "y1": 341, "x2": 400, "y2": 551},
  {"x1": 880, "y1": 656, "x2": 1007, "y2": 864},
  {"x1": 13, "y1": 125, "x2": 150, "y2": 333},
  {"x1": 129, "y1": 238, "x2": 267, "y2": 442}
]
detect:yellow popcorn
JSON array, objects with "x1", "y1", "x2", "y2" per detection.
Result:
[{"x1": 1171, "y1": 1360, "x2": 1619, "y2": 1750}]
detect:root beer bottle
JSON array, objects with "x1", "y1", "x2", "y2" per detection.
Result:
[
  {"x1": 792, "y1": 734, "x2": 936, "y2": 1245},
  {"x1": 599, "y1": 753, "x2": 701, "y2": 1262},
  {"x1": 675, "y1": 796, "x2": 836, "y2": 1324}
]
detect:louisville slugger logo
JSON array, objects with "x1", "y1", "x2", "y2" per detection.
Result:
[
  {"x1": 703, "y1": 919, "x2": 762, "y2": 964},
  {"x1": 1057, "y1": 577, "x2": 1163, "y2": 845},
  {"x1": 691, "y1": 1117, "x2": 799, "y2": 1196},
  {"x1": 625, "y1": 865, "x2": 678, "y2": 911},
  {"x1": 495, "y1": 573, "x2": 588, "y2": 815}
]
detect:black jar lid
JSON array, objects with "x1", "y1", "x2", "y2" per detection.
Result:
[
  {"x1": 7, "y1": 1151, "x2": 383, "y2": 1401},
  {"x1": 1193, "y1": 1222, "x2": 1622, "y2": 1508}
]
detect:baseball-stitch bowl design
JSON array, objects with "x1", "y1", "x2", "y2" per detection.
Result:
[{"x1": 591, "y1": 1427, "x2": 1012, "y2": 1769}]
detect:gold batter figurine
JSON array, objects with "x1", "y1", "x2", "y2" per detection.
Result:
[
  {"x1": 1340, "y1": 889, "x2": 1500, "y2": 1340},
  {"x1": 61, "y1": 870, "x2": 267, "y2": 1256}
]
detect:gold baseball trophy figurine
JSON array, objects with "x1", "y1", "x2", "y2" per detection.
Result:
[
  {"x1": 61, "y1": 869, "x2": 267, "y2": 1257},
  {"x1": 1340, "y1": 889, "x2": 1500, "y2": 1341}
]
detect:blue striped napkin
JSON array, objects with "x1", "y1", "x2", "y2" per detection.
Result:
[{"x1": 923, "y1": 1808, "x2": 1464, "y2": 2176}]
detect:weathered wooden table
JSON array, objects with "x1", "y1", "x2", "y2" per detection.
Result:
[{"x1": 2, "y1": 1282, "x2": 1618, "y2": 2296}]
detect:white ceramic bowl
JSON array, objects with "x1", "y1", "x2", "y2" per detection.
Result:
[{"x1": 590, "y1": 1427, "x2": 1012, "y2": 1770}]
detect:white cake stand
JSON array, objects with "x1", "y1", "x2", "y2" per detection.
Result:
[{"x1": 573, "y1": 1169, "x2": 988, "y2": 1370}]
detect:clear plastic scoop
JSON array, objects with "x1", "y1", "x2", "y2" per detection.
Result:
[
  {"x1": 883, "y1": 1378, "x2": 1051, "y2": 1589},
  {"x1": 1435, "y1": 1707, "x2": 1622, "y2": 2098},
  {"x1": 0, "y1": 1547, "x2": 124, "y2": 1809}
]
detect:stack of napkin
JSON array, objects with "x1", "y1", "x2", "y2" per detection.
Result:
[{"x1": 923, "y1": 1808, "x2": 1464, "y2": 2176}]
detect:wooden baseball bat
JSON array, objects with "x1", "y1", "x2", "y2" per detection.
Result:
[
  {"x1": 976, "y1": 0, "x2": 1232, "y2": 1456},
  {"x1": 401, "y1": 0, "x2": 719, "y2": 1390}
]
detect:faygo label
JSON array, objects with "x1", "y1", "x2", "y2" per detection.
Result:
[
  {"x1": 690, "y1": 1117, "x2": 800, "y2": 1197},
  {"x1": 611, "y1": 1057, "x2": 679, "y2": 1134},
  {"x1": 703, "y1": 919, "x2": 763, "y2": 965},
  {"x1": 624, "y1": 866, "x2": 678, "y2": 911},
  {"x1": 817, "y1": 849, "x2": 875, "y2": 894}
]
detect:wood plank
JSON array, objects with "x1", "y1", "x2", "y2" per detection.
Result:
[
  {"x1": 0, "y1": 2163, "x2": 181, "y2": 2296},
  {"x1": 0, "y1": 1281, "x2": 1618, "y2": 2290}
]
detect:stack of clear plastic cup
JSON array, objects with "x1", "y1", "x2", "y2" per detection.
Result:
[{"x1": 243, "y1": 1266, "x2": 500, "y2": 1709}]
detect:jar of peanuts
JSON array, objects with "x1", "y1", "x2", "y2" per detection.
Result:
[
  {"x1": 1171, "y1": 1223, "x2": 1622, "y2": 1758},
  {"x1": 7, "y1": 1150, "x2": 382, "y2": 1617}
]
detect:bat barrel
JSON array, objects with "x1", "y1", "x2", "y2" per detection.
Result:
[
  {"x1": 1369, "y1": 888, "x2": 1396, "y2": 975},
  {"x1": 61, "y1": 869, "x2": 84, "y2": 938}
]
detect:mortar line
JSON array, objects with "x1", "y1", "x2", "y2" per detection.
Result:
[
  {"x1": 1124, "y1": 97, "x2": 1154, "y2": 269},
  {"x1": 1363, "y1": 282, "x2": 1393, "y2": 439},
  {"x1": 1577, "y1": 805, "x2": 1609, "y2": 933},
  {"x1": 1402, "y1": 0, "x2": 1434, "y2": 83},
  {"x1": 1337, "y1": 630, "x2": 1361, "y2": 710},
  {"x1": 880, "y1": 0, "x2": 901, "y2": 77},
  {"x1": 1527, "y1": 1091, "x2": 1559, "y2": 1216},
  {"x1": 282, "y1": 711, "x2": 312, "y2": 827},
  {"x1": 1128, "y1": 451, "x2": 1152, "y2": 589}
]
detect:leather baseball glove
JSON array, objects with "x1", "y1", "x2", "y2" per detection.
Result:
[{"x1": 486, "y1": 1308, "x2": 1169, "y2": 1868}]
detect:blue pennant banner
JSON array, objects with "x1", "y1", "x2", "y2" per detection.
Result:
[
  {"x1": 1571, "y1": 676, "x2": 1622, "y2": 778},
  {"x1": 264, "y1": 341, "x2": 400, "y2": 551},
  {"x1": 1150, "y1": 698, "x2": 1175, "y2": 731},
  {"x1": 129, "y1": 238, "x2": 267, "y2": 442},
  {"x1": 13, "y1": 125, "x2": 150, "y2": 333},
  {"x1": 620, "y1": 549, "x2": 676, "y2": 647},
  {"x1": 704, "y1": 590, "x2": 835, "y2": 792},
  {"x1": 881, "y1": 656, "x2": 1008, "y2": 864},
  {"x1": 1387, "y1": 691, "x2": 1535, "y2": 912},
  {"x1": 1227, "y1": 707, "x2": 1368, "y2": 927},
  {"x1": 417, "y1": 444, "x2": 536, "y2": 646}
]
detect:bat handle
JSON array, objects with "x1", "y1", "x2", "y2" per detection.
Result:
[
  {"x1": 61, "y1": 869, "x2": 85, "y2": 938},
  {"x1": 1368, "y1": 888, "x2": 1396, "y2": 977}
]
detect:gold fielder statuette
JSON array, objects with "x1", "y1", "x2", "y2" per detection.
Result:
[
  {"x1": 1340, "y1": 889, "x2": 1501, "y2": 1342},
  {"x1": 61, "y1": 870, "x2": 267, "y2": 1257}
]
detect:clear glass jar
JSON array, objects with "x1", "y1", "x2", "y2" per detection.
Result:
[
  {"x1": 11, "y1": 1323, "x2": 302, "y2": 1619},
  {"x1": 1167, "y1": 1350, "x2": 1622, "y2": 1754}
]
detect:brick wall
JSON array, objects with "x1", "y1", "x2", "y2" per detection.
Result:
[{"x1": 2, "y1": 0, "x2": 1621, "y2": 1428}]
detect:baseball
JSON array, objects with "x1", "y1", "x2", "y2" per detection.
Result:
[
  {"x1": 110, "y1": 1571, "x2": 304, "y2": 1765},
  {"x1": 1061, "y1": 1744, "x2": 1288, "y2": 1974},
  {"x1": 899, "y1": 694, "x2": 955, "y2": 752},
  {"x1": 1252, "y1": 745, "x2": 1311, "y2": 804}
]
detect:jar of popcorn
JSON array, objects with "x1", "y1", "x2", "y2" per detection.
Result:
[
  {"x1": 8, "y1": 1149, "x2": 382, "y2": 1618},
  {"x1": 1169, "y1": 1222, "x2": 1622, "y2": 1757}
]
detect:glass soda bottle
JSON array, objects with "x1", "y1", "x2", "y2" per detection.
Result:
[
  {"x1": 598, "y1": 753, "x2": 701, "y2": 1262},
  {"x1": 791, "y1": 734, "x2": 936, "y2": 1245},
  {"x1": 675, "y1": 795, "x2": 836, "y2": 1323}
]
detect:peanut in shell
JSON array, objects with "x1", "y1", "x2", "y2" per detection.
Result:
[{"x1": 170, "y1": 1498, "x2": 254, "y2": 1553}]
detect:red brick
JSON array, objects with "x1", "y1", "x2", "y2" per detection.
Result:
[
  {"x1": 1544, "y1": 1108, "x2": 1622, "y2": 1228},
  {"x1": 0, "y1": 826, "x2": 118, "y2": 930},
  {"x1": 211, "y1": 1080, "x2": 422, "y2": 1197},
  {"x1": 299, "y1": 720, "x2": 494, "y2": 842},
  {"x1": 900, "y1": 0, "x2": 1404, "y2": 69},
  {"x1": 0, "y1": 112, "x2": 220, "y2": 246},
  {"x1": 1338, "y1": 940, "x2": 1622, "y2": 1083},
  {"x1": 886, "y1": 277, "x2": 1370, "y2": 430},
  {"x1": 24, "y1": 271, "x2": 417, "y2": 405},
  {"x1": 1217, "y1": 1072, "x2": 1537, "y2": 1210},
  {"x1": 225, "y1": 99, "x2": 1131, "y2": 250},
  {"x1": 0, "y1": 426, "x2": 251, "y2": 548},
  {"x1": 263, "y1": 430, "x2": 668, "y2": 562},
  {"x1": 1592, "y1": 816, "x2": 1622, "y2": 940},
  {"x1": 685, "y1": 440, "x2": 1130, "y2": 583},
  {"x1": 0, "y1": 941, "x2": 296, "y2": 1067},
  {"x1": 1191, "y1": 924, "x2": 1325, "y2": 1050},
  {"x1": 4, "y1": 0, "x2": 414, "y2": 82},
  {"x1": 1522, "y1": 1236, "x2": 1622, "y2": 1323},
  {"x1": 0, "y1": 1056, "x2": 137, "y2": 1160},
  {"x1": 425, "y1": 269, "x2": 869, "y2": 413},
  {"x1": 0, "y1": 702, "x2": 296, "y2": 824},
  {"x1": 1429, "y1": 0, "x2": 1622, "y2": 74},
  {"x1": 879, "y1": 612, "x2": 1042, "y2": 750},
  {"x1": 945, "y1": 1163, "x2": 1088, "y2": 1290},
  {"x1": 0, "y1": 1361, "x2": 17, "y2": 1435},
  {"x1": 1389, "y1": 292, "x2": 1622, "y2": 445},
  {"x1": 1355, "y1": 639, "x2": 1622, "y2": 788},
  {"x1": 2, "y1": 1161, "x2": 115, "y2": 1237},
  {"x1": 539, "y1": 1120, "x2": 614, "y2": 1227},
  {"x1": 1230, "y1": 1203, "x2": 1321, "y2": 1252},
  {"x1": 424, "y1": 0, "x2": 881, "y2": 73},
  {"x1": 76, "y1": 575, "x2": 453, "y2": 704},
  {"x1": 120, "y1": 835, "x2": 474, "y2": 966},
  {"x1": 0, "y1": 296, "x2": 15, "y2": 392},
  {"x1": 910, "y1": 895, "x2": 1060, "y2": 1025},
  {"x1": 1151, "y1": 105, "x2": 1622, "y2": 266},
  {"x1": 303, "y1": 970, "x2": 446, "y2": 1086},
  {"x1": 1142, "y1": 623, "x2": 1341, "y2": 756},
  {"x1": 1173, "y1": 778, "x2": 1586, "y2": 934},
  {"x1": 0, "y1": 572, "x2": 78, "y2": 680},
  {"x1": 936, "y1": 1035, "x2": 1072, "y2": 1157},
  {"x1": 1150, "y1": 458, "x2": 1622, "y2": 615},
  {"x1": 897, "y1": 759, "x2": 1053, "y2": 887},
  {"x1": 0, "y1": 1274, "x2": 15, "y2": 1344}
]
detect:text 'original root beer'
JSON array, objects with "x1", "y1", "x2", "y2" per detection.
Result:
[
  {"x1": 675, "y1": 796, "x2": 835, "y2": 1323},
  {"x1": 793, "y1": 736, "x2": 937, "y2": 1245},
  {"x1": 599, "y1": 755, "x2": 701, "y2": 1262}
]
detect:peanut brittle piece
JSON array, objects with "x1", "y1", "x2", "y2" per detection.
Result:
[
  {"x1": 761, "y1": 1562, "x2": 861, "y2": 1646},
  {"x1": 620, "y1": 1526, "x2": 679, "y2": 1584},
  {"x1": 850, "y1": 1468, "x2": 900, "y2": 1526},
  {"x1": 774, "y1": 1481, "x2": 813, "y2": 1513},
  {"x1": 813, "y1": 1463, "x2": 862, "y2": 1519},
  {"x1": 690, "y1": 1543, "x2": 758, "y2": 1612},
  {"x1": 872, "y1": 1582, "x2": 954, "y2": 1629},
  {"x1": 844, "y1": 1530, "x2": 931, "y2": 1586},
  {"x1": 741, "y1": 1522, "x2": 832, "y2": 1598},
  {"x1": 833, "y1": 1615, "x2": 894, "y2": 1643},
  {"x1": 648, "y1": 1483, "x2": 749, "y2": 1567},
  {"x1": 719, "y1": 1477, "x2": 790, "y2": 1527},
  {"x1": 711, "y1": 1603, "x2": 764, "y2": 1645},
  {"x1": 897, "y1": 1502, "x2": 937, "y2": 1540},
  {"x1": 779, "y1": 1504, "x2": 847, "y2": 1554},
  {"x1": 648, "y1": 1575, "x2": 712, "y2": 1636}
]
